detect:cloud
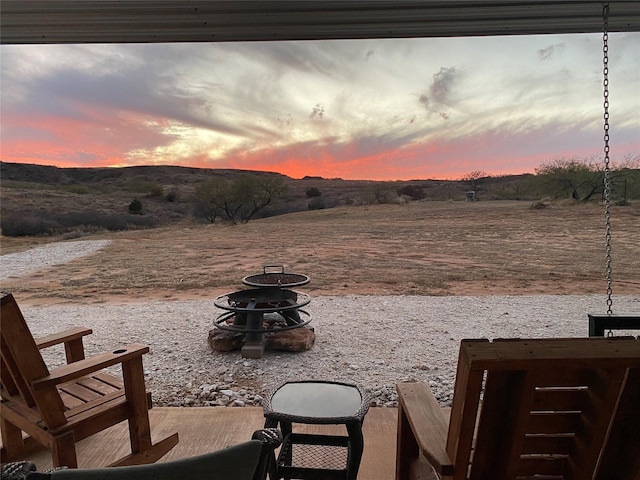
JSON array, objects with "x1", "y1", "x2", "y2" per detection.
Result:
[
  {"x1": 1, "y1": 34, "x2": 638, "y2": 178},
  {"x1": 184, "y1": 110, "x2": 620, "y2": 180},
  {"x1": 310, "y1": 104, "x2": 325, "y2": 120},
  {"x1": 537, "y1": 43, "x2": 565, "y2": 61},
  {"x1": 430, "y1": 67, "x2": 459, "y2": 105},
  {"x1": 2, "y1": 49, "x2": 261, "y2": 140},
  {"x1": 417, "y1": 66, "x2": 460, "y2": 121}
]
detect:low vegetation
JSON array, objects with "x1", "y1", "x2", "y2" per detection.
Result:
[{"x1": 1, "y1": 155, "x2": 638, "y2": 237}]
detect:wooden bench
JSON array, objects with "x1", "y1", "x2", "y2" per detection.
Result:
[{"x1": 396, "y1": 337, "x2": 640, "y2": 480}]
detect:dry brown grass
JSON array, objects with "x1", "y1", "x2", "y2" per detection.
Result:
[{"x1": 2, "y1": 200, "x2": 639, "y2": 305}]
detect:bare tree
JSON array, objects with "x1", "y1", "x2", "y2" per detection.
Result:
[
  {"x1": 461, "y1": 170, "x2": 489, "y2": 199},
  {"x1": 193, "y1": 176, "x2": 235, "y2": 223},
  {"x1": 363, "y1": 182, "x2": 395, "y2": 204},
  {"x1": 535, "y1": 155, "x2": 609, "y2": 202},
  {"x1": 234, "y1": 174, "x2": 289, "y2": 223},
  {"x1": 193, "y1": 174, "x2": 288, "y2": 224}
]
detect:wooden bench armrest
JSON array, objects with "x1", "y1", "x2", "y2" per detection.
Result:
[
  {"x1": 397, "y1": 382, "x2": 454, "y2": 476},
  {"x1": 32, "y1": 343, "x2": 150, "y2": 390},
  {"x1": 35, "y1": 327, "x2": 93, "y2": 349}
]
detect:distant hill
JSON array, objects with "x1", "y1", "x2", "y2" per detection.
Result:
[
  {"x1": 0, "y1": 161, "x2": 534, "y2": 237},
  {"x1": 0, "y1": 162, "x2": 281, "y2": 186}
]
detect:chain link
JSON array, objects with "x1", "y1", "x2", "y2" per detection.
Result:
[{"x1": 602, "y1": 2, "x2": 613, "y2": 321}]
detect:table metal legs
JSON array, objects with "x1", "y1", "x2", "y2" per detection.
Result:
[{"x1": 264, "y1": 418, "x2": 364, "y2": 480}]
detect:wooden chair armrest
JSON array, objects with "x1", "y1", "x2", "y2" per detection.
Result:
[
  {"x1": 35, "y1": 327, "x2": 93, "y2": 363},
  {"x1": 31, "y1": 343, "x2": 150, "y2": 390},
  {"x1": 397, "y1": 382, "x2": 454, "y2": 476},
  {"x1": 35, "y1": 327, "x2": 92, "y2": 349}
]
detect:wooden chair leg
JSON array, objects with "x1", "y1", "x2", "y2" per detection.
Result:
[
  {"x1": 1, "y1": 417, "x2": 49, "y2": 462},
  {"x1": 52, "y1": 430, "x2": 77, "y2": 468},
  {"x1": 396, "y1": 404, "x2": 419, "y2": 480},
  {"x1": 122, "y1": 356, "x2": 153, "y2": 455},
  {"x1": 1, "y1": 417, "x2": 25, "y2": 459},
  {"x1": 111, "y1": 355, "x2": 180, "y2": 467}
]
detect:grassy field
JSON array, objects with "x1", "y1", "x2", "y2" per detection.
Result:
[{"x1": 1, "y1": 200, "x2": 639, "y2": 304}]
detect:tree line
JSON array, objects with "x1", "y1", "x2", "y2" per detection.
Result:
[{"x1": 189, "y1": 154, "x2": 640, "y2": 225}]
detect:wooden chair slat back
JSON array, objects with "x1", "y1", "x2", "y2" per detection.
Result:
[
  {"x1": 1, "y1": 334, "x2": 30, "y2": 401},
  {"x1": 0, "y1": 293, "x2": 68, "y2": 428},
  {"x1": 447, "y1": 338, "x2": 640, "y2": 480},
  {"x1": 446, "y1": 339, "x2": 486, "y2": 480}
]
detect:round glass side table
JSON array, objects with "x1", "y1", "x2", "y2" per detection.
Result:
[{"x1": 263, "y1": 380, "x2": 371, "y2": 480}]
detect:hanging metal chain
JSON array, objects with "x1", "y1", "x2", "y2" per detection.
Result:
[{"x1": 602, "y1": 2, "x2": 614, "y2": 326}]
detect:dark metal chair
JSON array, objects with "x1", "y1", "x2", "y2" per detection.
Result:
[{"x1": 8, "y1": 429, "x2": 282, "y2": 480}]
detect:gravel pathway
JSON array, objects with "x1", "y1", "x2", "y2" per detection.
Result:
[
  {"x1": 0, "y1": 240, "x2": 112, "y2": 280},
  {"x1": 4, "y1": 240, "x2": 639, "y2": 408}
]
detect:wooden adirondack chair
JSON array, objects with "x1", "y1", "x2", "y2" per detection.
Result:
[
  {"x1": 0, "y1": 292, "x2": 179, "y2": 468},
  {"x1": 396, "y1": 337, "x2": 640, "y2": 480}
]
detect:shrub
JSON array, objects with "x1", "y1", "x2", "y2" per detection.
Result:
[
  {"x1": 0, "y1": 209, "x2": 158, "y2": 237},
  {"x1": 129, "y1": 198, "x2": 143, "y2": 214},
  {"x1": 308, "y1": 197, "x2": 325, "y2": 210},
  {"x1": 65, "y1": 184, "x2": 92, "y2": 194},
  {"x1": 59, "y1": 211, "x2": 103, "y2": 228},
  {"x1": 0, "y1": 214, "x2": 60, "y2": 236},
  {"x1": 306, "y1": 187, "x2": 322, "y2": 198},
  {"x1": 397, "y1": 184, "x2": 425, "y2": 200},
  {"x1": 166, "y1": 188, "x2": 179, "y2": 202},
  {"x1": 106, "y1": 214, "x2": 155, "y2": 230},
  {"x1": 122, "y1": 180, "x2": 156, "y2": 193},
  {"x1": 61, "y1": 211, "x2": 155, "y2": 231},
  {"x1": 530, "y1": 201, "x2": 549, "y2": 210},
  {"x1": 149, "y1": 185, "x2": 164, "y2": 197}
]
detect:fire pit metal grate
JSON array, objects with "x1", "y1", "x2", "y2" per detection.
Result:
[{"x1": 242, "y1": 265, "x2": 310, "y2": 288}]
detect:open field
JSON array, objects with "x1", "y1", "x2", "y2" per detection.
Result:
[
  {"x1": 2, "y1": 200, "x2": 639, "y2": 304},
  {"x1": 2, "y1": 200, "x2": 639, "y2": 411}
]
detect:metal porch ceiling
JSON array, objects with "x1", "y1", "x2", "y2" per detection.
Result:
[{"x1": 1, "y1": 1, "x2": 639, "y2": 45}]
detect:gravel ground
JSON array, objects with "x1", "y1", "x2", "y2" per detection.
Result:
[
  {"x1": 20, "y1": 294, "x2": 640, "y2": 409},
  {"x1": 4, "y1": 240, "x2": 640, "y2": 408}
]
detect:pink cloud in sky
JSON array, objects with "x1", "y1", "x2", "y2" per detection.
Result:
[
  {"x1": 1, "y1": 117, "x2": 632, "y2": 180},
  {"x1": 187, "y1": 118, "x2": 625, "y2": 180},
  {"x1": 1, "y1": 105, "x2": 179, "y2": 168}
]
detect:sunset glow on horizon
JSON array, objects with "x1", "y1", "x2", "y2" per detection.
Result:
[{"x1": 1, "y1": 34, "x2": 638, "y2": 181}]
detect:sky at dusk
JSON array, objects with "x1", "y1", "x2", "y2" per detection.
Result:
[{"x1": 1, "y1": 33, "x2": 638, "y2": 180}]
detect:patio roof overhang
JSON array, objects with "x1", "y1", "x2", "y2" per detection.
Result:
[{"x1": 1, "y1": 0, "x2": 639, "y2": 45}]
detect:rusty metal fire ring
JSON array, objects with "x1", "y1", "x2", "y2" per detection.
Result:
[
  {"x1": 214, "y1": 288, "x2": 310, "y2": 313},
  {"x1": 214, "y1": 309, "x2": 312, "y2": 334},
  {"x1": 242, "y1": 265, "x2": 310, "y2": 288}
]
